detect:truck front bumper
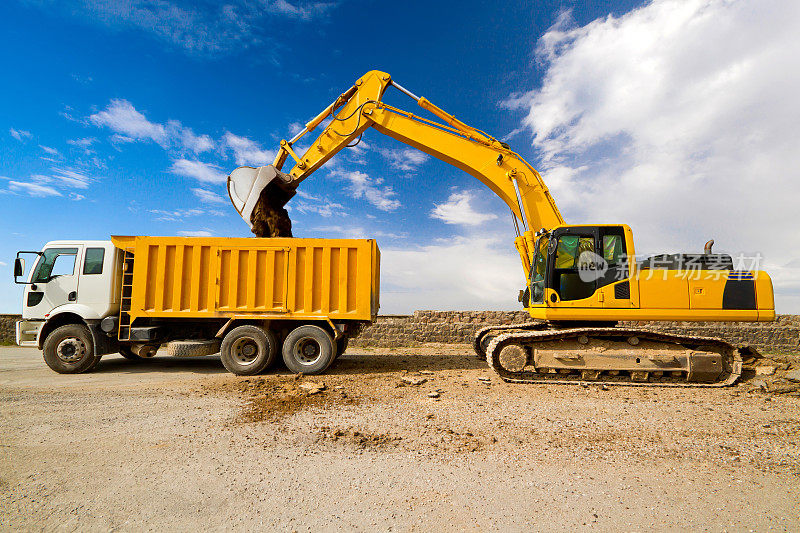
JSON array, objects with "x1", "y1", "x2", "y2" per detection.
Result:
[{"x1": 16, "y1": 320, "x2": 43, "y2": 347}]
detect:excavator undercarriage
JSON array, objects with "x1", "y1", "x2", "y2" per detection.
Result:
[{"x1": 474, "y1": 323, "x2": 757, "y2": 386}]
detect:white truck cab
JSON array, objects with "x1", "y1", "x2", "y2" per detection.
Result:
[{"x1": 15, "y1": 241, "x2": 122, "y2": 353}]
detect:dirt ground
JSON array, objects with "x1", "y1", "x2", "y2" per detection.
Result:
[{"x1": 1, "y1": 344, "x2": 799, "y2": 532}]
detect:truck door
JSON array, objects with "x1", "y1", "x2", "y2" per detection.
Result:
[{"x1": 23, "y1": 246, "x2": 83, "y2": 319}]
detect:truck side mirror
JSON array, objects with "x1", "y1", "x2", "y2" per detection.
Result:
[
  {"x1": 14, "y1": 257, "x2": 24, "y2": 279},
  {"x1": 14, "y1": 252, "x2": 41, "y2": 284}
]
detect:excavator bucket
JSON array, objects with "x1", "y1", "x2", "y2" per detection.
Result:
[{"x1": 227, "y1": 165, "x2": 296, "y2": 237}]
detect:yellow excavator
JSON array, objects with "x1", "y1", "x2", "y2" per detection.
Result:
[{"x1": 227, "y1": 70, "x2": 774, "y2": 386}]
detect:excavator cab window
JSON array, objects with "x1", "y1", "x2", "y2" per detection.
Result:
[
  {"x1": 597, "y1": 227, "x2": 629, "y2": 288},
  {"x1": 530, "y1": 236, "x2": 548, "y2": 304},
  {"x1": 553, "y1": 235, "x2": 597, "y2": 301},
  {"x1": 603, "y1": 235, "x2": 624, "y2": 263}
]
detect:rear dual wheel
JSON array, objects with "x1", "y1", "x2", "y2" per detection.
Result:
[
  {"x1": 282, "y1": 325, "x2": 337, "y2": 375},
  {"x1": 220, "y1": 325, "x2": 278, "y2": 376}
]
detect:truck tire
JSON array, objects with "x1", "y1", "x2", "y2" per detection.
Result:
[
  {"x1": 42, "y1": 324, "x2": 100, "y2": 374},
  {"x1": 167, "y1": 339, "x2": 221, "y2": 357},
  {"x1": 119, "y1": 346, "x2": 142, "y2": 361},
  {"x1": 220, "y1": 325, "x2": 277, "y2": 376},
  {"x1": 282, "y1": 325, "x2": 337, "y2": 375}
]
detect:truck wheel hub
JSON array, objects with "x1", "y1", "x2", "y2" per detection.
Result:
[
  {"x1": 232, "y1": 338, "x2": 259, "y2": 365},
  {"x1": 56, "y1": 337, "x2": 85, "y2": 363},
  {"x1": 296, "y1": 340, "x2": 321, "y2": 364}
]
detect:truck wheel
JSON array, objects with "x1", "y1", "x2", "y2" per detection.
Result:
[
  {"x1": 220, "y1": 325, "x2": 277, "y2": 376},
  {"x1": 119, "y1": 346, "x2": 142, "y2": 361},
  {"x1": 42, "y1": 324, "x2": 99, "y2": 374},
  {"x1": 282, "y1": 325, "x2": 337, "y2": 375}
]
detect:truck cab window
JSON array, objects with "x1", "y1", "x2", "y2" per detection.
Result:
[
  {"x1": 33, "y1": 248, "x2": 78, "y2": 282},
  {"x1": 83, "y1": 248, "x2": 105, "y2": 275}
]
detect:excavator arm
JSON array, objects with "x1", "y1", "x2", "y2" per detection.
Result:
[{"x1": 227, "y1": 70, "x2": 564, "y2": 273}]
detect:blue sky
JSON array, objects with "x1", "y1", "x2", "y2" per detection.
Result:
[{"x1": 2, "y1": 0, "x2": 799, "y2": 314}]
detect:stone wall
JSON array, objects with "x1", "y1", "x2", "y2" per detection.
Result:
[
  {"x1": 351, "y1": 311, "x2": 532, "y2": 347},
  {"x1": 351, "y1": 311, "x2": 800, "y2": 354},
  {"x1": 0, "y1": 315, "x2": 19, "y2": 344},
  {"x1": 2, "y1": 312, "x2": 797, "y2": 354}
]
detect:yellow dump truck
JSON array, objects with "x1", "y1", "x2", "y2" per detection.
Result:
[{"x1": 14, "y1": 236, "x2": 380, "y2": 375}]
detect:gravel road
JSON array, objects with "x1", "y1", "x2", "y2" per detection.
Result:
[{"x1": 1, "y1": 345, "x2": 799, "y2": 531}]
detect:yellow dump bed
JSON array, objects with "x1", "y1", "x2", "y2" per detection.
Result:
[{"x1": 111, "y1": 236, "x2": 380, "y2": 322}]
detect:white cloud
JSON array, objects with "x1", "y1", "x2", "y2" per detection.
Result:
[
  {"x1": 168, "y1": 121, "x2": 214, "y2": 153},
  {"x1": 287, "y1": 122, "x2": 304, "y2": 136},
  {"x1": 376, "y1": 147, "x2": 429, "y2": 172},
  {"x1": 52, "y1": 169, "x2": 94, "y2": 189},
  {"x1": 0, "y1": 261, "x2": 7, "y2": 267},
  {"x1": 293, "y1": 199, "x2": 346, "y2": 218},
  {"x1": 223, "y1": 132, "x2": 275, "y2": 166},
  {"x1": 289, "y1": 188, "x2": 346, "y2": 217},
  {"x1": 9, "y1": 128, "x2": 31, "y2": 141},
  {"x1": 8, "y1": 181, "x2": 62, "y2": 197},
  {"x1": 380, "y1": 236, "x2": 524, "y2": 313},
  {"x1": 30, "y1": 169, "x2": 96, "y2": 189},
  {"x1": 69, "y1": 193, "x2": 86, "y2": 201},
  {"x1": 332, "y1": 170, "x2": 400, "y2": 211},
  {"x1": 39, "y1": 145, "x2": 59, "y2": 156},
  {"x1": 67, "y1": 137, "x2": 97, "y2": 154},
  {"x1": 309, "y1": 225, "x2": 405, "y2": 240},
  {"x1": 90, "y1": 99, "x2": 168, "y2": 146},
  {"x1": 265, "y1": 0, "x2": 336, "y2": 21},
  {"x1": 506, "y1": 0, "x2": 800, "y2": 312},
  {"x1": 149, "y1": 208, "x2": 206, "y2": 222},
  {"x1": 192, "y1": 188, "x2": 227, "y2": 204},
  {"x1": 430, "y1": 190, "x2": 498, "y2": 226},
  {"x1": 91, "y1": 100, "x2": 213, "y2": 154},
  {"x1": 110, "y1": 133, "x2": 137, "y2": 145},
  {"x1": 170, "y1": 159, "x2": 227, "y2": 184},
  {"x1": 178, "y1": 230, "x2": 214, "y2": 237}
]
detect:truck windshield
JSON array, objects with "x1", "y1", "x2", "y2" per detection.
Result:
[{"x1": 32, "y1": 248, "x2": 78, "y2": 283}]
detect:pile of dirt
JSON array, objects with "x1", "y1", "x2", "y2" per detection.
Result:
[
  {"x1": 250, "y1": 184, "x2": 293, "y2": 237},
  {"x1": 316, "y1": 426, "x2": 402, "y2": 449},
  {"x1": 205, "y1": 375, "x2": 357, "y2": 423}
]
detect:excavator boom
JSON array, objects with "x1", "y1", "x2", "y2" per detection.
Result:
[{"x1": 227, "y1": 70, "x2": 564, "y2": 266}]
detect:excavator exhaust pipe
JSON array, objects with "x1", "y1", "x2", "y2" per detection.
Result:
[{"x1": 227, "y1": 165, "x2": 296, "y2": 237}]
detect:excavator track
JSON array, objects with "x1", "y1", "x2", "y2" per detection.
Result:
[
  {"x1": 484, "y1": 327, "x2": 745, "y2": 387},
  {"x1": 473, "y1": 321, "x2": 547, "y2": 359}
]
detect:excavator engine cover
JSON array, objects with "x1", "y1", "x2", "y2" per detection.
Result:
[{"x1": 228, "y1": 165, "x2": 295, "y2": 237}]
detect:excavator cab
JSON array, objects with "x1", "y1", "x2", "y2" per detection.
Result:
[{"x1": 529, "y1": 225, "x2": 633, "y2": 309}]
